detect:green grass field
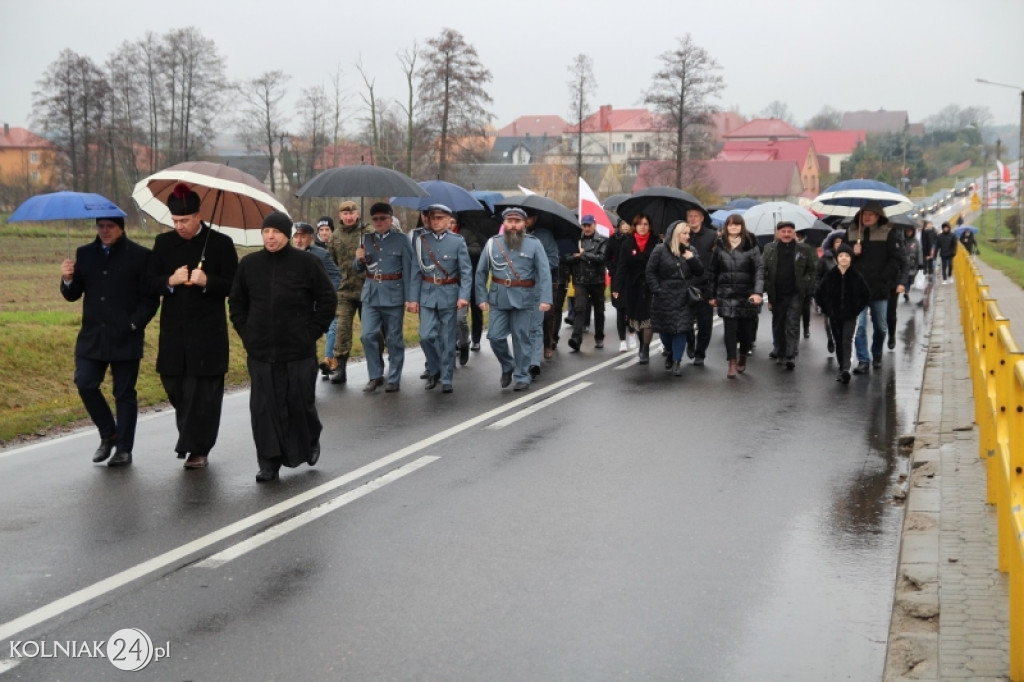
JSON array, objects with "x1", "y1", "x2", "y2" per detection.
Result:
[{"x1": 0, "y1": 225, "x2": 420, "y2": 444}]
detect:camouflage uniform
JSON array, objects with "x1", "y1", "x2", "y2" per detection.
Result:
[{"x1": 328, "y1": 221, "x2": 370, "y2": 359}]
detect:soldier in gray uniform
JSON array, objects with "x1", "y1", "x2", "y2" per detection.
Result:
[
  {"x1": 354, "y1": 202, "x2": 415, "y2": 393},
  {"x1": 475, "y1": 207, "x2": 553, "y2": 391},
  {"x1": 409, "y1": 204, "x2": 473, "y2": 394}
]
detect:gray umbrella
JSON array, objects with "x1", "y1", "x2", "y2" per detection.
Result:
[{"x1": 296, "y1": 165, "x2": 428, "y2": 199}]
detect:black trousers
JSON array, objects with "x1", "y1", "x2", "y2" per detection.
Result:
[
  {"x1": 160, "y1": 374, "x2": 225, "y2": 458},
  {"x1": 771, "y1": 293, "x2": 802, "y2": 360},
  {"x1": 687, "y1": 299, "x2": 714, "y2": 358},
  {"x1": 249, "y1": 356, "x2": 320, "y2": 472},
  {"x1": 830, "y1": 317, "x2": 858, "y2": 371},
  {"x1": 572, "y1": 282, "x2": 606, "y2": 341},
  {"x1": 75, "y1": 357, "x2": 141, "y2": 452},
  {"x1": 721, "y1": 317, "x2": 756, "y2": 361}
]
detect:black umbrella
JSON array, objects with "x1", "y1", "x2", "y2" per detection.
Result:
[
  {"x1": 457, "y1": 208, "x2": 501, "y2": 241},
  {"x1": 601, "y1": 193, "x2": 630, "y2": 211},
  {"x1": 494, "y1": 194, "x2": 581, "y2": 241},
  {"x1": 296, "y1": 165, "x2": 428, "y2": 199},
  {"x1": 616, "y1": 186, "x2": 710, "y2": 235}
]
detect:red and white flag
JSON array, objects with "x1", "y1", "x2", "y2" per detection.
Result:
[
  {"x1": 578, "y1": 176, "x2": 614, "y2": 237},
  {"x1": 996, "y1": 159, "x2": 1011, "y2": 183}
]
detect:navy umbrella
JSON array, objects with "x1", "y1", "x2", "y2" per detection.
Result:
[
  {"x1": 9, "y1": 191, "x2": 127, "y2": 257},
  {"x1": 390, "y1": 180, "x2": 483, "y2": 213},
  {"x1": 615, "y1": 186, "x2": 710, "y2": 235},
  {"x1": 809, "y1": 179, "x2": 913, "y2": 218}
]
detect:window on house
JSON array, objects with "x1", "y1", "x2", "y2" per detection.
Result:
[
  {"x1": 30, "y1": 152, "x2": 39, "y2": 164},
  {"x1": 611, "y1": 142, "x2": 625, "y2": 154},
  {"x1": 632, "y1": 142, "x2": 650, "y2": 156},
  {"x1": 30, "y1": 171, "x2": 39, "y2": 182},
  {"x1": 624, "y1": 134, "x2": 633, "y2": 140}
]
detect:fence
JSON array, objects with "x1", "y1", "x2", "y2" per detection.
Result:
[{"x1": 953, "y1": 249, "x2": 1024, "y2": 681}]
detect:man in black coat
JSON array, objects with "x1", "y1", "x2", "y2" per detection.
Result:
[
  {"x1": 230, "y1": 212, "x2": 338, "y2": 483},
  {"x1": 148, "y1": 184, "x2": 239, "y2": 470},
  {"x1": 684, "y1": 207, "x2": 717, "y2": 365},
  {"x1": 566, "y1": 214, "x2": 608, "y2": 352},
  {"x1": 60, "y1": 217, "x2": 159, "y2": 467},
  {"x1": 762, "y1": 221, "x2": 817, "y2": 370}
]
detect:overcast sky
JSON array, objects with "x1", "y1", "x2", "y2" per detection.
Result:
[{"x1": 2, "y1": 0, "x2": 1023, "y2": 139}]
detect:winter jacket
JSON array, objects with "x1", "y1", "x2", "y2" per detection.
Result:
[
  {"x1": 612, "y1": 233, "x2": 658, "y2": 322},
  {"x1": 936, "y1": 230, "x2": 958, "y2": 259},
  {"x1": 958, "y1": 231, "x2": 978, "y2": 255},
  {"x1": 329, "y1": 221, "x2": 371, "y2": 301},
  {"x1": 686, "y1": 224, "x2": 717, "y2": 292},
  {"x1": 900, "y1": 233, "x2": 922, "y2": 282},
  {"x1": 606, "y1": 232, "x2": 630, "y2": 308},
  {"x1": 60, "y1": 235, "x2": 159, "y2": 362},
  {"x1": 844, "y1": 224, "x2": 904, "y2": 301},
  {"x1": 708, "y1": 233, "x2": 764, "y2": 319},
  {"x1": 814, "y1": 265, "x2": 872, "y2": 322},
  {"x1": 645, "y1": 226, "x2": 705, "y2": 334},
  {"x1": 229, "y1": 245, "x2": 338, "y2": 363},
  {"x1": 762, "y1": 239, "x2": 816, "y2": 303},
  {"x1": 567, "y1": 232, "x2": 608, "y2": 286}
]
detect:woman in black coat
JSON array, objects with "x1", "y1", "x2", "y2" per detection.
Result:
[
  {"x1": 935, "y1": 222, "x2": 958, "y2": 283},
  {"x1": 645, "y1": 220, "x2": 704, "y2": 376},
  {"x1": 606, "y1": 219, "x2": 635, "y2": 352},
  {"x1": 707, "y1": 214, "x2": 763, "y2": 378},
  {"x1": 612, "y1": 213, "x2": 658, "y2": 363}
]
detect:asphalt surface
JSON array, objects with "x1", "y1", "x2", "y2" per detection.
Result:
[{"x1": 0, "y1": 297, "x2": 932, "y2": 681}]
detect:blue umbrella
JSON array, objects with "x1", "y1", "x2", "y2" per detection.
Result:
[
  {"x1": 710, "y1": 208, "x2": 746, "y2": 227},
  {"x1": 8, "y1": 191, "x2": 126, "y2": 222},
  {"x1": 390, "y1": 180, "x2": 484, "y2": 213},
  {"x1": 953, "y1": 225, "x2": 978, "y2": 237},
  {"x1": 809, "y1": 179, "x2": 913, "y2": 218},
  {"x1": 470, "y1": 190, "x2": 504, "y2": 213},
  {"x1": 726, "y1": 198, "x2": 759, "y2": 210}
]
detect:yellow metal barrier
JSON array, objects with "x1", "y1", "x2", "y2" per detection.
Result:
[{"x1": 953, "y1": 249, "x2": 1024, "y2": 681}]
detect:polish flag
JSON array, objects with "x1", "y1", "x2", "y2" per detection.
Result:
[
  {"x1": 996, "y1": 160, "x2": 1011, "y2": 184},
  {"x1": 578, "y1": 176, "x2": 614, "y2": 237},
  {"x1": 517, "y1": 184, "x2": 537, "y2": 196}
]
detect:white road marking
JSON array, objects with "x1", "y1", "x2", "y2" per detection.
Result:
[
  {"x1": 196, "y1": 456, "x2": 438, "y2": 569},
  {"x1": 0, "y1": 659, "x2": 21, "y2": 674},
  {"x1": 0, "y1": 349, "x2": 631, "y2": 642},
  {"x1": 487, "y1": 383, "x2": 592, "y2": 429}
]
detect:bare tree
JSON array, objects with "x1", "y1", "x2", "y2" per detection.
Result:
[
  {"x1": 806, "y1": 105, "x2": 843, "y2": 131},
  {"x1": 356, "y1": 60, "x2": 382, "y2": 166},
  {"x1": 417, "y1": 28, "x2": 494, "y2": 180},
  {"x1": 236, "y1": 70, "x2": 291, "y2": 193},
  {"x1": 759, "y1": 100, "x2": 797, "y2": 125},
  {"x1": 161, "y1": 27, "x2": 228, "y2": 163},
  {"x1": 296, "y1": 84, "x2": 329, "y2": 184},
  {"x1": 32, "y1": 49, "x2": 111, "y2": 192},
  {"x1": 106, "y1": 42, "x2": 148, "y2": 196},
  {"x1": 643, "y1": 34, "x2": 723, "y2": 189},
  {"x1": 567, "y1": 54, "x2": 597, "y2": 185},
  {"x1": 397, "y1": 43, "x2": 419, "y2": 176},
  {"x1": 328, "y1": 64, "x2": 345, "y2": 167}
]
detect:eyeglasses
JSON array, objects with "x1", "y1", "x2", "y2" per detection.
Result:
[{"x1": 371, "y1": 216, "x2": 391, "y2": 222}]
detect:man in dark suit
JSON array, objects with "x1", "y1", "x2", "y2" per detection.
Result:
[
  {"x1": 60, "y1": 216, "x2": 159, "y2": 467},
  {"x1": 148, "y1": 184, "x2": 238, "y2": 469}
]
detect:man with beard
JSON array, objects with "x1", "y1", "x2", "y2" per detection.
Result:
[
  {"x1": 148, "y1": 183, "x2": 238, "y2": 469},
  {"x1": 683, "y1": 207, "x2": 716, "y2": 365},
  {"x1": 476, "y1": 207, "x2": 552, "y2": 391},
  {"x1": 409, "y1": 204, "x2": 473, "y2": 393},
  {"x1": 327, "y1": 200, "x2": 370, "y2": 384},
  {"x1": 230, "y1": 212, "x2": 337, "y2": 482},
  {"x1": 60, "y1": 216, "x2": 159, "y2": 467}
]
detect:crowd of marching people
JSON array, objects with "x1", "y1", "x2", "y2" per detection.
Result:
[{"x1": 61, "y1": 186, "x2": 961, "y2": 482}]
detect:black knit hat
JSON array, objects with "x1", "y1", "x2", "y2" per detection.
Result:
[
  {"x1": 166, "y1": 183, "x2": 201, "y2": 216},
  {"x1": 261, "y1": 211, "x2": 293, "y2": 238},
  {"x1": 97, "y1": 216, "x2": 125, "y2": 231},
  {"x1": 836, "y1": 243, "x2": 854, "y2": 257},
  {"x1": 317, "y1": 216, "x2": 335, "y2": 231}
]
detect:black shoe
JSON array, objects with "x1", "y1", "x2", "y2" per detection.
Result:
[
  {"x1": 441, "y1": 383, "x2": 453, "y2": 393},
  {"x1": 827, "y1": 339, "x2": 836, "y2": 354},
  {"x1": 459, "y1": 344, "x2": 469, "y2": 366},
  {"x1": 768, "y1": 349, "x2": 778, "y2": 360},
  {"x1": 419, "y1": 369, "x2": 431, "y2": 379},
  {"x1": 513, "y1": 382, "x2": 529, "y2": 391},
  {"x1": 308, "y1": 443, "x2": 321, "y2": 466},
  {"x1": 637, "y1": 346, "x2": 649, "y2": 364},
  {"x1": 568, "y1": 336, "x2": 581, "y2": 352},
  {"x1": 852, "y1": 362, "x2": 870, "y2": 375},
  {"x1": 183, "y1": 454, "x2": 208, "y2": 469},
  {"x1": 665, "y1": 355, "x2": 673, "y2": 370},
  {"x1": 594, "y1": 339, "x2": 603, "y2": 349},
  {"x1": 470, "y1": 342, "x2": 480, "y2": 351},
  {"x1": 841, "y1": 370, "x2": 851, "y2": 384},
  {"x1": 424, "y1": 374, "x2": 439, "y2": 390},
  {"x1": 563, "y1": 317, "x2": 574, "y2": 327},
  {"x1": 785, "y1": 358, "x2": 795, "y2": 370},
  {"x1": 385, "y1": 383, "x2": 400, "y2": 393},
  {"x1": 500, "y1": 371, "x2": 513, "y2": 388},
  {"x1": 329, "y1": 365, "x2": 347, "y2": 384},
  {"x1": 107, "y1": 449, "x2": 132, "y2": 467},
  {"x1": 872, "y1": 357, "x2": 882, "y2": 369},
  {"x1": 529, "y1": 365, "x2": 541, "y2": 377},
  {"x1": 686, "y1": 345, "x2": 695, "y2": 360},
  {"x1": 693, "y1": 356, "x2": 705, "y2": 366},
  {"x1": 887, "y1": 336, "x2": 896, "y2": 350},
  {"x1": 255, "y1": 468, "x2": 279, "y2": 483},
  {"x1": 363, "y1": 378, "x2": 385, "y2": 393},
  {"x1": 803, "y1": 330, "x2": 810, "y2": 339},
  {"x1": 93, "y1": 436, "x2": 116, "y2": 463}
]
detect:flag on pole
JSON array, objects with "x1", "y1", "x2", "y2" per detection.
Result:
[
  {"x1": 517, "y1": 184, "x2": 537, "y2": 196},
  {"x1": 578, "y1": 176, "x2": 614, "y2": 237},
  {"x1": 996, "y1": 159, "x2": 1011, "y2": 184}
]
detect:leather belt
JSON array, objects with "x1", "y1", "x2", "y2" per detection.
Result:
[
  {"x1": 371, "y1": 272, "x2": 402, "y2": 281},
  {"x1": 495, "y1": 278, "x2": 535, "y2": 287},
  {"x1": 422, "y1": 275, "x2": 460, "y2": 285}
]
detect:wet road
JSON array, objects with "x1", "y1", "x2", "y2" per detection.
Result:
[{"x1": 0, "y1": 299, "x2": 932, "y2": 680}]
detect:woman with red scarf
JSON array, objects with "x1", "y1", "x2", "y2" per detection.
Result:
[{"x1": 612, "y1": 213, "x2": 658, "y2": 363}]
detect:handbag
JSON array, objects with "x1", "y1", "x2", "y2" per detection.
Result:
[{"x1": 674, "y1": 254, "x2": 703, "y2": 305}]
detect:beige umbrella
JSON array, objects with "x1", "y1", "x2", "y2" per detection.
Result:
[{"x1": 132, "y1": 161, "x2": 287, "y2": 247}]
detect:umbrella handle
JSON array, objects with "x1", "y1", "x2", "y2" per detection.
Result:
[{"x1": 183, "y1": 261, "x2": 203, "y2": 285}]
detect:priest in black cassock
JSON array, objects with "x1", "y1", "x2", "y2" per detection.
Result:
[{"x1": 229, "y1": 212, "x2": 338, "y2": 482}]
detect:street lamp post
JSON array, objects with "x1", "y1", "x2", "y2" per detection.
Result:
[{"x1": 976, "y1": 78, "x2": 1024, "y2": 256}]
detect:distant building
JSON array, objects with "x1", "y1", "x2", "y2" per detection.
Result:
[
  {"x1": 560, "y1": 105, "x2": 669, "y2": 174},
  {"x1": 0, "y1": 124, "x2": 57, "y2": 190},
  {"x1": 721, "y1": 118, "x2": 807, "y2": 142},
  {"x1": 717, "y1": 137, "x2": 821, "y2": 196},
  {"x1": 840, "y1": 109, "x2": 909, "y2": 135},
  {"x1": 634, "y1": 159, "x2": 804, "y2": 204},
  {"x1": 806, "y1": 130, "x2": 866, "y2": 175}
]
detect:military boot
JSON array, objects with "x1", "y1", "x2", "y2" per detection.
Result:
[{"x1": 329, "y1": 354, "x2": 348, "y2": 384}]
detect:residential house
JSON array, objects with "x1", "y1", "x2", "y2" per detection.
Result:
[
  {"x1": 806, "y1": 130, "x2": 866, "y2": 175},
  {"x1": 717, "y1": 137, "x2": 822, "y2": 197},
  {"x1": 634, "y1": 159, "x2": 803, "y2": 204},
  {"x1": 721, "y1": 118, "x2": 807, "y2": 142},
  {"x1": 556, "y1": 105, "x2": 668, "y2": 174},
  {"x1": 840, "y1": 109, "x2": 909, "y2": 135},
  {"x1": 0, "y1": 124, "x2": 57, "y2": 190}
]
